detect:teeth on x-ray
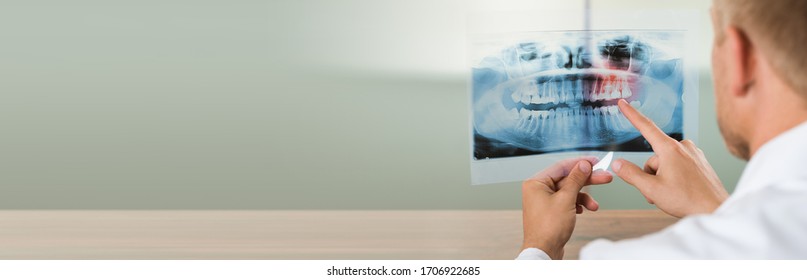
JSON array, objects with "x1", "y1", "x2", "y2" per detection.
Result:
[{"x1": 472, "y1": 31, "x2": 685, "y2": 159}]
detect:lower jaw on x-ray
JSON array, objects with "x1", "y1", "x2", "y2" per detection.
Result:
[{"x1": 471, "y1": 31, "x2": 685, "y2": 159}]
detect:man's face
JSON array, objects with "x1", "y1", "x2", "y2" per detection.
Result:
[{"x1": 711, "y1": 8, "x2": 751, "y2": 160}]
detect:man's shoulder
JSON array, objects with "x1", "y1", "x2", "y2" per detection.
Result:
[{"x1": 716, "y1": 180, "x2": 807, "y2": 225}]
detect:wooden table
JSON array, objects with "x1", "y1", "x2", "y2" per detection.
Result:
[{"x1": 0, "y1": 210, "x2": 677, "y2": 260}]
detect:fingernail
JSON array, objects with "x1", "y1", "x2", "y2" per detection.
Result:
[
  {"x1": 618, "y1": 99, "x2": 628, "y2": 106},
  {"x1": 612, "y1": 159, "x2": 622, "y2": 172},
  {"x1": 578, "y1": 161, "x2": 591, "y2": 174}
]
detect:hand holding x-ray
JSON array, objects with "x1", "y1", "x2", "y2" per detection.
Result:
[
  {"x1": 521, "y1": 157, "x2": 612, "y2": 260},
  {"x1": 612, "y1": 99, "x2": 728, "y2": 218}
]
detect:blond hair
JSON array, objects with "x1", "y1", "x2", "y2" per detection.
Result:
[{"x1": 713, "y1": 0, "x2": 807, "y2": 96}]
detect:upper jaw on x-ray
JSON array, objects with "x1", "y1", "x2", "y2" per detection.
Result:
[{"x1": 472, "y1": 32, "x2": 684, "y2": 158}]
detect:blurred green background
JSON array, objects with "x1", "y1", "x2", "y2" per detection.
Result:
[{"x1": 0, "y1": 0, "x2": 744, "y2": 209}]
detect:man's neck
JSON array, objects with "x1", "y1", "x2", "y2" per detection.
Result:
[{"x1": 748, "y1": 94, "x2": 807, "y2": 158}]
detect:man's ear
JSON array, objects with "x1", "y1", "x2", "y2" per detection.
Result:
[{"x1": 725, "y1": 26, "x2": 757, "y2": 97}]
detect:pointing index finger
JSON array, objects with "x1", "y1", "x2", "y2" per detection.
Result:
[{"x1": 617, "y1": 99, "x2": 676, "y2": 151}]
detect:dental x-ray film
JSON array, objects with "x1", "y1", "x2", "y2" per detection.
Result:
[
  {"x1": 468, "y1": 10, "x2": 699, "y2": 185},
  {"x1": 473, "y1": 31, "x2": 683, "y2": 157}
]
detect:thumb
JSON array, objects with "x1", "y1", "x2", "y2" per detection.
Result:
[
  {"x1": 612, "y1": 159, "x2": 655, "y2": 193},
  {"x1": 557, "y1": 160, "x2": 592, "y2": 197}
]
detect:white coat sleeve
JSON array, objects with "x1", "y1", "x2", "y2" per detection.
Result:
[
  {"x1": 515, "y1": 248, "x2": 552, "y2": 260},
  {"x1": 580, "y1": 186, "x2": 807, "y2": 259}
]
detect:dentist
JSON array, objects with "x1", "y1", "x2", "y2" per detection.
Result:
[{"x1": 518, "y1": 0, "x2": 807, "y2": 259}]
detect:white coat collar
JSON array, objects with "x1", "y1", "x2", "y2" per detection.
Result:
[{"x1": 730, "y1": 120, "x2": 807, "y2": 199}]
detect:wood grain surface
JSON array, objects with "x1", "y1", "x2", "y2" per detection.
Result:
[{"x1": 0, "y1": 210, "x2": 677, "y2": 259}]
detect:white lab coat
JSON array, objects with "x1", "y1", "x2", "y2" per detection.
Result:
[{"x1": 517, "y1": 121, "x2": 807, "y2": 259}]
